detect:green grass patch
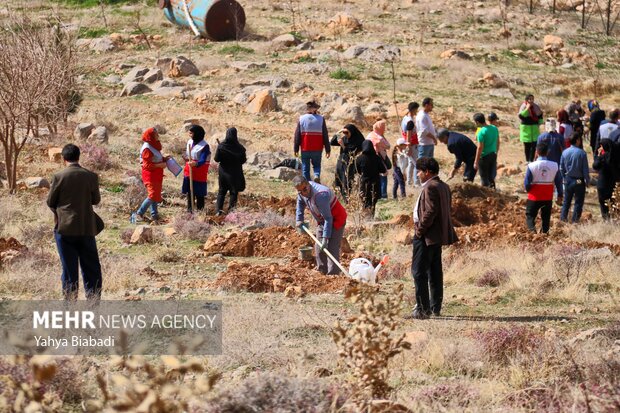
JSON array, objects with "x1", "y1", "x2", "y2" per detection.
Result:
[
  {"x1": 78, "y1": 27, "x2": 109, "y2": 38},
  {"x1": 218, "y1": 44, "x2": 255, "y2": 55},
  {"x1": 294, "y1": 55, "x2": 314, "y2": 63},
  {"x1": 106, "y1": 185, "x2": 124, "y2": 193},
  {"x1": 329, "y1": 68, "x2": 357, "y2": 80},
  {"x1": 477, "y1": 27, "x2": 491, "y2": 33},
  {"x1": 595, "y1": 62, "x2": 607, "y2": 69}
]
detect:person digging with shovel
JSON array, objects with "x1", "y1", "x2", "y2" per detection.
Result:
[{"x1": 293, "y1": 175, "x2": 347, "y2": 275}]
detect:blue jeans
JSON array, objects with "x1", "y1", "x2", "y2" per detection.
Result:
[
  {"x1": 301, "y1": 151, "x2": 322, "y2": 180},
  {"x1": 380, "y1": 175, "x2": 388, "y2": 198},
  {"x1": 561, "y1": 177, "x2": 586, "y2": 222},
  {"x1": 137, "y1": 197, "x2": 159, "y2": 219},
  {"x1": 54, "y1": 232, "x2": 102, "y2": 300},
  {"x1": 418, "y1": 144, "x2": 435, "y2": 159}
]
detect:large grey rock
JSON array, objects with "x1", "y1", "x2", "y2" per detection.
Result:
[
  {"x1": 489, "y1": 88, "x2": 515, "y2": 99},
  {"x1": 271, "y1": 33, "x2": 300, "y2": 47},
  {"x1": 281, "y1": 99, "x2": 308, "y2": 115},
  {"x1": 130, "y1": 225, "x2": 153, "y2": 244},
  {"x1": 230, "y1": 61, "x2": 267, "y2": 71},
  {"x1": 296, "y1": 41, "x2": 313, "y2": 50},
  {"x1": 169, "y1": 56, "x2": 199, "y2": 77},
  {"x1": 142, "y1": 68, "x2": 163, "y2": 83},
  {"x1": 301, "y1": 63, "x2": 329, "y2": 75},
  {"x1": 74, "y1": 123, "x2": 95, "y2": 140},
  {"x1": 122, "y1": 67, "x2": 149, "y2": 84},
  {"x1": 264, "y1": 168, "x2": 300, "y2": 181},
  {"x1": 88, "y1": 126, "x2": 109, "y2": 144},
  {"x1": 331, "y1": 103, "x2": 365, "y2": 125},
  {"x1": 233, "y1": 91, "x2": 253, "y2": 106},
  {"x1": 320, "y1": 93, "x2": 347, "y2": 115},
  {"x1": 22, "y1": 177, "x2": 50, "y2": 189},
  {"x1": 158, "y1": 78, "x2": 182, "y2": 88},
  {"x1": 120, "y1": 82, "x2": 152, "y2": 97},
  {"x1": 151, "y1": 86, "x2": 188, "y2": 98},
  {"x1": 343, "y1": 43, "x2": 400, "y2": 62},
  {"x1": 248, "y1": 152, "x2": 287, "y2": 169},
  {"x1": 90, "y1": 37, "x2": 115, "y2": 52}
]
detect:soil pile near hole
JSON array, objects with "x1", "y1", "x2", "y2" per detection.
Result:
[
  {"x1": 211, "y1": 258, "x2": 355, "y2": 294},
  {"x1": 449, "y1": 183, "x2": 568, "y2": 247},
  {"x1": 203, "y1": 226, "x2": 311, "y2": 257},
  {"x1": 238, "y1": 194, "x2": 296, "y2": 216},
  {"x1": 0, "y1": 237, "x2": 27, "y2": 265}
]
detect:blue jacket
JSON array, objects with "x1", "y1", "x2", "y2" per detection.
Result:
[{"x1": 560, "y1": 145, "x2": 590, "y2": 185}]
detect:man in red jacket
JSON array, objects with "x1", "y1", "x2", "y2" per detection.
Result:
[
  {"x1": 293, "y1": 101, "x2": 330, "y2": 183},
  {"x1": 411, "y1": 157, "x2": 458, "y2": 319}
]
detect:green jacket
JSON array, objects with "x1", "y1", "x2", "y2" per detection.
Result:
[{"x1": 519, "y1": 108, "x2": 542, "y2": 143}]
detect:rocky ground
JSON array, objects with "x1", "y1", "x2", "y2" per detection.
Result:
[{"x1": 1, "y1": 0, "x2": 620, "y2": 411}]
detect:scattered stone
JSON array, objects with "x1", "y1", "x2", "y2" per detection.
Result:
[
  {"x1": 344, "y1": 43, "x2": 400, "y2": 62},
  {"x1": 394, "y1": 230, "x2": 412, "y2": 245},
  {"x1": 76, "y1": 39, "x2": 92, "y2": 48},
  {"x1": 320, "y1": 92, "x2": 347, "y2": 115},
  {"x1": 542, "y1": 86, "x2": 568, "y2": 97},
  {"x1": 130, "y1": 225, "x2": 153, "y2": 244},
  {"x1": 300, "y1": 63, "x2": 329, "y2": 75},
  {"x1": 88, "y1": 126, "x2": 109, "y2": 144},
  {"x1": 364, "y1": 103, "x2": 387, "y2": 116},
  {"x1": 291, "y1": 82, "x2": 312, "y2": 93},
  {"x1": 544, "y1": 34, "x2": 564, "y2": 52},
  {"x1": 163, "y1": 227, "x2": 177, "y2": 237},
  {"x1": 281, "y1": 99, "x2": 308, "y2": 114},
  {"x1": 326, "y1": 12, "x2": 362, "y2": 34},
  {"x1": 142, "y1": 68, "x2": 163, "y2": 83},
  {"x1": 118, "y1": 63, "x2": 135, "y2": 70},
  {"x1": 271, "y1": 33, "x2": 300, "y2": 47},
  {"x1": 331, "y1": 103, "x2": 365, "y2": 125},
  {"x1": 89, "y1": 37, "x2": 116, "y2": 52},
  {"x1": 246, "y1": 89, "x2": 278, "y2": 114},
  {"x1": 248, "y1": 152, "x2": 287, "y2": 168},
  {"x1": 296, "y1": 41, "x2": 313, "y2": 50},
  {"x1": 155, "y1": 57, "x2": 173, "y2": 73},
  {"x1": 561, "y1": 63, "x2": 575, "y2": 69},
  {"x1": 74, "y1": 123, "x2": 95, "y2": 140},
  {"x1": 168, "y1": 56, "x2": 199, "y2": 77},
  {"x1": 440, "y1": 49, "x2": 472, "y2": 60},
  {"x1": 21, "y1": 177, "x2": 50, "y2": 189},
  {"x1": 568, "y1": 328, "x2": 609, "y2": 345},
  {"x1": 489, "y1": 88, "x2": 515, "y2": 99},
  {"x1": 229, "y1": 61, "x2": 267, "y2": 71},
  {"x1": 151, "y1": 86, "x2": 188, "y2": 98},
  {"x1": 121, "y1": 67, "x2": 149, "y2": 84},
  {"x1": 481, "y1": 72, "x2": 508, "y2": 88},
  {"x1": 233, "y1": 91, "x2": 253, "y2": 106},
  {"x1": 48, "y1": 147, "x2": 63, "y2": 162},
  {"x1": 264, "y1": 168, "x2": 300, "y2": 181},
  {"x1": 159, "y1": 78, "x2": 181, "y2": 88},
  {"x1": 120, "y1": 82, "x2": 152, "y2": 97},
  {"x1": 104, "y1": 74, "x2": 122, "y2": 84}
]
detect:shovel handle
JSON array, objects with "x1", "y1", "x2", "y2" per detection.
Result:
[{"x1": 301, "y1": 225, "x2": 350, "y2": 277}]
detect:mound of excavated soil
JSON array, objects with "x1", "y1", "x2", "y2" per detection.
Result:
[
  {"x1": 211, "y1": 258, "x2": 355, "y2": 295},
  {"x1": 203, "y1": 226, "x2": 354, "y2": 257},
  {"x1": 203, "y1": 226, "x2": 311, "y2": 257},
  {"x1": 238, "y1": 194, "x2": 296, "y2": 216}
]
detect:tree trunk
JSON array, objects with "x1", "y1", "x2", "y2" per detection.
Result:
[
  {"x1": 606, "y1": 0, "x2": 612, "y2": 35},
  {"x1": 582, "y1": 0, "x2": 587, "y2": 29}
]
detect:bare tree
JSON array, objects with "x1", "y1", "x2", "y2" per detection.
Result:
[{"x1": 0, "y1": 13, "x2": 79, "y2": 193}]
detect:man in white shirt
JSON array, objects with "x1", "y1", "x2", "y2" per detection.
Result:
[
  {"x1": 401, "y1": 101, "x2": 420, "y2": 186},
  {"x1": 596, "y1": 109, "x2": 619, "y2": 150},
  {"x1": 415, "y1": 97, "x2": 438, "y2": 160}
]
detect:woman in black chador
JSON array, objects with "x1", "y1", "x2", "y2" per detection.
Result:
[{"x1": 214, "y1": 127, "x2": 247, "y2": 215}]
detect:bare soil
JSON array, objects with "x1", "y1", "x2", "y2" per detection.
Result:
[{"x1": 204, "y1": 226, "x2": 311, "y2": 257}]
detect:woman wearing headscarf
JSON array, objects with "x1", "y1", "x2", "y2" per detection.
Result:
[
  {"x1": 367, "y1": 119, "x2": 392, "y2": 198},
  {"x1": 132, "y1": 127, "x2": 169, "y2": 223},
  {"x1": 557, "y1": 109, "x2": 573, "y2": 148},
  {"x1": 593, "y1": 139, "x2": 616, "y2": 220},
  {"x1": 355, "y1": 140, "x2": 386, "y2": 216},
  {"x1": 518, "y1": 94, "x2": 543, "y2": 162},
  {"x1": 214, "y1": 127, "x2": 247, "y2": 215},
  {"x1": 330, "y1": 123, "x2": 364, "y2": 202},
  {"x1": 182, "y1": 125, "x2": 210, "y2": 213}
]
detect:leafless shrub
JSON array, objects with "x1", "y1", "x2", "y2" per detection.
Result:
[
  {"x1": 120, "y1": 228, "x2": 133, "y2": 244},
  {"x1": 158, "y1": 247, "x2": 182, "y2": 263},
  {"x1": 0, "y1": 12, "x2": 78, "y2": 192},
  {"x1": 18, "y1": 223, "x2": 53, "y2": 249},
  {"x1": 415, "y1": 381, "x2": 479, "y2": 408},
  {"x1": 476, "y1": 268, "x2": 510, "y2": 287},
  {"x1": 173, "y1": 213, "x2": 211, "y2": 241},
  {"x1": 204, "y1": 373, "x2": 348, "y2": 412},
  {"x1": 332, "y1": 284, "x2": 410, "y2": 406},
  {"x1": 551, "y1": 245, "x2": 588, "y2": 285},
  {"x1": 474, "y1": 325, "x2": 544, "y2": 365},
  {"x1": 80, "y1": 143, "x2": 113, "y2": 171},
  {"x1": 0, "y1": 355, "x2": 82, "y2": 411}
]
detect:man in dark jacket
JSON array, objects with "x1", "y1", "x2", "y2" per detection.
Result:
[
  {"x1": 47, "y1": 144, "x2": 102, "y2": 300},
  {"x1": 588, "y1": 100, "x2": 606, "y2": 153},
  {"x1": 411, "y1": 157, "x2": 458, "y2": 319},
  {"x1": 437, "y1": 128, "x2": 477, "y2": 182}
]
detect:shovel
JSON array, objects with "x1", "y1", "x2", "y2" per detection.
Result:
[{"x1": 301, "y1": 225, "x2": 350, "y2": 276}]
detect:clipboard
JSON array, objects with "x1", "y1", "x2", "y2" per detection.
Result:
[{"x1": 166, "y1": 157, "x2": 183, "y2": 177}]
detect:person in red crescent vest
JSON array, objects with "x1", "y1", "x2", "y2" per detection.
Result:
[{"x1": 294, "y1": 175, "x2": 347, "y2": 275}]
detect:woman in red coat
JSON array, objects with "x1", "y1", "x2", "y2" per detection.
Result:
[{"x1": 132, "y1": 127, "x2": 168, "y2": 223}]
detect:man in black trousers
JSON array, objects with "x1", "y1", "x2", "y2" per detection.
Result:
[
  {"x1": 411, "y1": 158, "x2": 458, "y2": 319},
  {"x1": 47, "y1": 144, "x2": 103, "y2": 300}
]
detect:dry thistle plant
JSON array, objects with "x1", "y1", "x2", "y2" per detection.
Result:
[
  {"x1": 332, "y1": 283, "x2": 411, "y2": 405},
  {"x1": 85, "y1": 333, "x2": 221, "y2": 412}
]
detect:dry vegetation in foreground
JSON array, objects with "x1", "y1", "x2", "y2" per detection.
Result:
[{"x1": 1, "y1": 0, "x2": 620, "y2": 411}]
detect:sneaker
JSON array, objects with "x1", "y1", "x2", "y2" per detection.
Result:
[
  {"x1": 130, "y1": 213, "x2": 149, "y2": 224},
  {"x1": 411, "y1": 309, "x2": 430, "y2": 320}
]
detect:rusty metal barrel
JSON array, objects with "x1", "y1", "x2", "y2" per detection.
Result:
[{"x1": 159, "y1": 0, "x2": 246, "y2": 41}]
